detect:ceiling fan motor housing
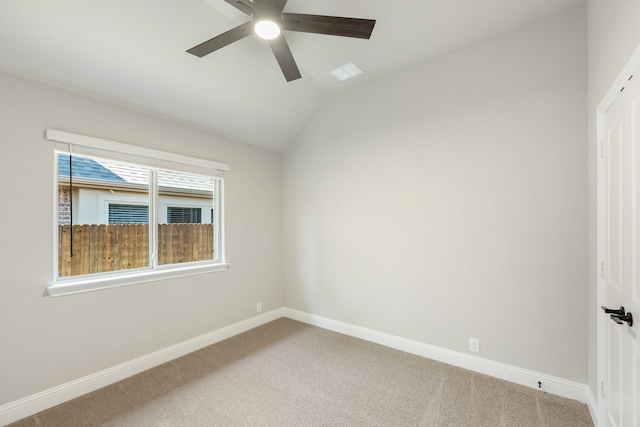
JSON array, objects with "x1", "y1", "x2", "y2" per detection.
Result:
[{"x1": 252, "y1": 2, "x2": 283, "y2": 25}]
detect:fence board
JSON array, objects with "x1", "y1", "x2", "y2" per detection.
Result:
[
  {"x1": 71, "y1": 225, "x2": 82, "y2": 277},
  {"x1": 98, "y1": 224, "x2": 108, "y2": 273},
  {"x1": 80, "y1": 225, "x2": 90, "y2": 275},
  {"x1": 89, "y1": 225, "x2": 99, "y2": 274},
  {"x1": 59, "y1": 225, "x2": 71, "y2": 276},
  {"x1": 158, "y1": 224, "x2": 168, "y2": 266},
  {"x1": 58, "y1": 223, "x2": 214, "y2": 277},
  {"x1": 121, "y1": 224, "x2": 130, "y2": 269},
  {"x1": 106, "y1": 225, "x2": 115, "y2": 272},
  {"x1": 135, "y1": 225, "x2": 147, "y2": 268},
  {"x1": 173, "y1": 224, "x2": 181, "y2": 264}
]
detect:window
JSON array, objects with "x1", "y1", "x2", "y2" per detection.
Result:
[
  {"x1": 48, "y1": 129, "x2": 228, "y2": 297},
  {"x1": 167, "y1": 206, "x2": 202, "y2": 224},
  {"x1": 109, "y1": 204, "x2": 149, "y2": 224}
]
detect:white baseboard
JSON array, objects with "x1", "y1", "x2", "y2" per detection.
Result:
[
  {"x1": 586, "y1": 388, "x2": 599, "y2": 427},
  {"x1": 283, "y1": 308, "x2": 591, "y2": 405},
  {"x1": 0, "y1": 308, "x2": 284, "y2": 426},
  {"x1": 0, "y1": 307, "x2": 595, "y2": 426}
]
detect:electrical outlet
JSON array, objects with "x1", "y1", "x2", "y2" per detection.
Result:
[
  {"x1": 469, "y1": 337, "x2": 480, "y2": 353},
  {"x1": 256, "y1": 302, "x2": 262, "y2": 313}
]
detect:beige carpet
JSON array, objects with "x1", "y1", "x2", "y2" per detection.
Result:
[{"x1": 8, "y1": 318, "x2": 593, "y2": 426}]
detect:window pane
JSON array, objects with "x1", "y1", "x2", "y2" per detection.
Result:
[
  {"x1": 57, "y1": 153, "x2": 150, "y2": 277},
  {"x1": 167, "y1": 206, "x2": 201, "y2": 224},
  {"x1": 158, "y1": 170, "x2": 215, "y2": 266},
  {"x1": 109, "y1": 204, "x2": 149, "y2": 224}
]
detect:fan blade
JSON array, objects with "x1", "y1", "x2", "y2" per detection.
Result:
[
  {"x1": 223, "y1": 0, "x2": 254, "y2": 15},
  {"x1": 269, "y1": 36, "x2": 301, "y2": 82},
  {"x1": 187, "y1": 21, "x2": 253, "y2": 57},
  {"x1": 282, "y1": 13, "x2": 376, "y2": 39}
]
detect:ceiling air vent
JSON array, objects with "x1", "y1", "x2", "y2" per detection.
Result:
[{"x1": 329, "y1": 62, "x2": 363, "y2": 82}]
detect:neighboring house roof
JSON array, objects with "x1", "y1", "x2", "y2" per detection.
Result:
[
  {"x1": 97, "y1": 159, "x2": 149, "y2": 185},
  {"x1": 58, "y1": 154, "x2": 125, "y2": 182},
  {"x1": 158, "y1": 170, "x2": 214, "y2": 193},
  {"x1": 58, "y1": 154, "x2": 214, "y2": 192}
]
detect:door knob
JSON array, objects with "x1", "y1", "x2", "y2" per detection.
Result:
[
  {"x1": 610, "y1": 312, "x2": 633, "y2": 327},
  {"x1": 601, "y1": 306, "x2": 625, "y2": 315}
]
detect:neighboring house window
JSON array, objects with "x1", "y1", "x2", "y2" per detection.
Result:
[
  {"x1": 109, "y1": 204, "x2": 149, "y2": 224},
  {"x1": 167, "y1": 206, "x2": 201, "y2": 224},
  {"x1": 47, "y1": 129, "x2": 229, "y2": 297}
]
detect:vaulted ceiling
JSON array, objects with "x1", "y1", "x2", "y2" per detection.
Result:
[{"x1": 0, "y1": 0, "x2": 585, "y2": 151}]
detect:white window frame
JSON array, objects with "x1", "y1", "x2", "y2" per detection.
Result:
[{"x1": 47, "y1": 129, "x2": 229, "y2": 297}]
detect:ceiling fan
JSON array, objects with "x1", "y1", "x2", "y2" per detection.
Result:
[{"x1": 187, "y1": 0, "x2": 376, "y2": 82}]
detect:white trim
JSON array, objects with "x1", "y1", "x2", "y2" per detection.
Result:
[
  {"x1": 0, "y1": 309, "x2": 284, "y2": 426},
  {"x1": 50, "y1": 130, "x2": 228, "y2": 296},
  {"x1": 46, "y1": 129, "x2": 229, "y2": 173},
  {"x1": 53, "y1": 151, "x2": 60, "y2": 280},
  {"x1": 596, "y1": 44, "x2": 640, "y2": 114},
  {"x1": 595, "y1": 41, "x2": 640, "y2": 427},
  {"x1": 586, "y1": 388, "x2": 599, "y2": 427},
  {"x1": 0, "y1": 308, "x2": 594, "y2": 425},
  {"x1": 283, "y1": 308, "x2": 590, "y2": 404},
  {"x1": 47, "y1": 262, "x2": 231, "y2": 297}
]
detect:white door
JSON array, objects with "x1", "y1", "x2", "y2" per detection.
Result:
[{"x1": 599, "y1": 65, "x2": 640, "y2": 427}]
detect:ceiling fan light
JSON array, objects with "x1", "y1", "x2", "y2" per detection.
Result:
[{"x1": 254, "y1": 20, "x2": 281, "y2": 40}]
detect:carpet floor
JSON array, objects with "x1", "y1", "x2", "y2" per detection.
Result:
[{"x1": 8, "y1": 318, "x2": 593, "y2": 426}]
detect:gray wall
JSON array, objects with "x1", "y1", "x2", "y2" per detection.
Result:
[
  {"x1": 0, "y1": 3, "x2": 599, "y2": 410},
  {"x1": 587, "y1": 0, "x2": 640, "y2": 402},
  {"x1": 0, "y1": 71, "x2": 283, "y2": 405},
  {"x1": 283, "y1": 6, "x2": 588, "y2": 382}
]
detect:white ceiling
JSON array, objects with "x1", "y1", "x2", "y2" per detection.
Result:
[{"x1": 0, "y1": 0, "x2": 585, "y2": 152}]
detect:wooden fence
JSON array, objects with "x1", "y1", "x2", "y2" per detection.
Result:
[{"x1": 58, "y1": 223, "x2": 214, "y2": 277}]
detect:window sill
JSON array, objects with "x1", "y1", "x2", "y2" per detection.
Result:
[{"x1": 46, "y1": 263, "x2": 230, "y2": 297}]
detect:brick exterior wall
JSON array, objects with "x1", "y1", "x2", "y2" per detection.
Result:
[{"x1": 58, "y1": 187, "x2": 71, "y2": 225}]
